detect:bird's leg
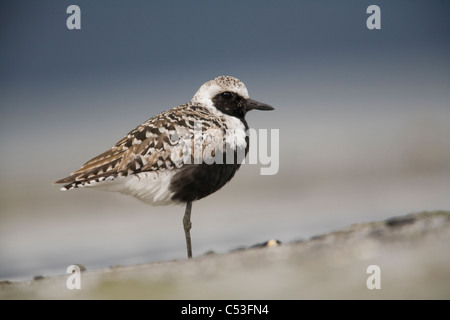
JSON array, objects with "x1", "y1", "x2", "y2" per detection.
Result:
[{"x1": 183, "y1": 201, "x2": 193, "y2": 259}]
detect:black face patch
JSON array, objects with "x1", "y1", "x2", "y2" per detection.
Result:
[{"x1": 212, "y1": 92, "x2": 246, "y2": 119}]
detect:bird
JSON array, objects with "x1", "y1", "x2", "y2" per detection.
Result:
[{"x1": 54, "y1": 75, "x2": 274, "y2": 259}]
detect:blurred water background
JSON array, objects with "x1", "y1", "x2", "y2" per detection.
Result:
[{"x1": 1, "y1": 1, "x2": 449, "y2": 281}]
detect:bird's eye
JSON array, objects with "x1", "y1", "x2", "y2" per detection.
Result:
[{"x1": 221, "y1": 92, "x2": 232, "y2": 99}]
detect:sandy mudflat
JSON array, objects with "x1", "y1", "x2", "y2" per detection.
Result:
[{"x1": 1, "y1": 211, "x2": 449, "y2": 299}]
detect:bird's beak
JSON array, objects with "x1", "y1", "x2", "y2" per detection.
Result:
[{"x1": 245, "y1": 99, "x2": 275, "y2": 112}]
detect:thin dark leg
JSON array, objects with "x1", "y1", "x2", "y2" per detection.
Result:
[{"x1": 183, "y1": 201, "x2": 193, "y2": 259}]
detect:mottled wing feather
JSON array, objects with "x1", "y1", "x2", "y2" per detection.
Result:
[{"x1": 54, "y1": 104, "x2": 227, "y2": 189}]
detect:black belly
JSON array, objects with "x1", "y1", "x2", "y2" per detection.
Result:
[{"x1": 169, "y1": 162, "x2": 241, "y2": 203}]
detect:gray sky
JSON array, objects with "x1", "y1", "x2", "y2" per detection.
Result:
[{"x1": 2, "y1": 1, "x2": 448, "y2": 87}]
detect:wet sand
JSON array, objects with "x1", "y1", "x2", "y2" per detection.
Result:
[{"x1": 1, "y1": 211, "x2": 449, "y2": 299}]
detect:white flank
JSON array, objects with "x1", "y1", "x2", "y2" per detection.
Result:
[{"x1": 86, "y1": 171, "x2": 180, "y2": 206}]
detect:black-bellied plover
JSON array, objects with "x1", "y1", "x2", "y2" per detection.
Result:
[{"x1": 54, "y1": 75, "x2": 274, "y2": 258}]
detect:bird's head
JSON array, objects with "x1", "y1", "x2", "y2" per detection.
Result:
[{"x1": 191, "y1": 75, "x2": 274, "y2": 119}]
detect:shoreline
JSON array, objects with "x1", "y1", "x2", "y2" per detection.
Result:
[{"x1": 1, "y1": 211, "x2": 449, "y2": 299}]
